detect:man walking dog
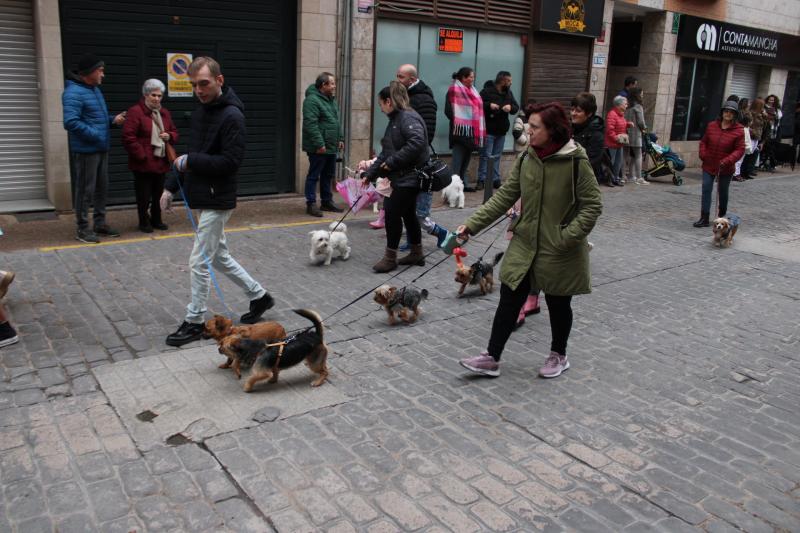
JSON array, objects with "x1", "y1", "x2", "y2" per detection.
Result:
[{"x1": 160, "y1": 57, "x2": 274, "y2": 347}]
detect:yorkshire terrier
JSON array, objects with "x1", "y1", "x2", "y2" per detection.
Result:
[
  {"x1": 454, "y1": 249, "x2": 504, "y2": 296},
  {"x1": 712, "y1": 214, "x2": 740, "y2": 248},
  {"x1": 203, "y1": 315, "x2": 286, "y2": 376},
  {"x1": 226, "y1": 309, "x2": 328, "y2": 392},
  {"x1": 373, "y1": 284, "x2": 428, "y2": 325}
]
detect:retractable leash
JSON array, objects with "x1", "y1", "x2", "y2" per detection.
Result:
[{"x1": 174, "y1": 173, "x2": 235, "y2": 319}]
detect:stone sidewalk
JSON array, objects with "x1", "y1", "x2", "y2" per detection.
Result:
[{"x1": 1, "y1": 172, "x2": 800, "y2": 532}]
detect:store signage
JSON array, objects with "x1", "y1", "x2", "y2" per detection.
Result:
[
  {"x1": 535, "y1": 0, "x2": 603, "y2": 38},
  {"x1": 167, "y1": 53, "x2": 193, "y2": 97},
  {"x1": 438, "y1": 27, "x2": 463, "y2": 53},
  {"x1": 357, "y1": 0, "x2": 372, "y2": 13},
  {"x1": 676, "y1": 15, "x2": 800, "y2": 68},
  {"x1": 592, "y1": 53, "x2": 606, "y2": 67}
]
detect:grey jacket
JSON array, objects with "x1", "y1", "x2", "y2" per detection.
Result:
[
  {"x1": 366, "y1": 108, "x2": 429, "y2": 189},
  {"x1": 625, "y1": 103, "x2": 646, "y2": 147}
]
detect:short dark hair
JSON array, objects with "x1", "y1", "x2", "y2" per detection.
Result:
[
  {"x1": 452, "y1": 67, "x2": 474, "y2": 81},
  {"x1": 315, "y1": 72, "x2": 335, "y2": 89},
  {"x1": 188, "y1": 56, "x2": 222, "y2": 77},
  {"x1": 495, "y1": 71, "x2": 511, "y2": 83},
  {"x1": 624, "y1": 76, "x2": 637, "y2": 87},
  {"x1": 530, "y1": 102, "x2": 571, "y2": 146},
  {"x1": 570, "y1": 92, "x2": 597, "y2": 115}
]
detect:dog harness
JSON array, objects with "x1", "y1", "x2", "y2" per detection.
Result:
[
  {"x1": 264, "y1": 333, "x2": 298, "y2": 367},
  {"x1": 721, "y1": 214, "x2": 741, "y2": 238}
]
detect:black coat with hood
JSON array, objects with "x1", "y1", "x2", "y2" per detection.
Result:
[
  {"x1": 572, "y1": 114, "x2": 605, "y2": 177},
  {"x1": 479, "y1": 80, "x2": 519, "y2": 136},
  {"x1": 165, "y1": 85, "x2": 245, "y2": 210},
  {"x1": 407, "y1": 79, "x2": 437, "y2": 142},
  {"x1": 365, "y1": 108, "x2": 429, "y2": 189}
]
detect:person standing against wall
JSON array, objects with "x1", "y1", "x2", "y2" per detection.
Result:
[
  {"x1": 478, "y1": 71, "x2": 519, "y2": 190},
  {"x1": 605, "y1": 96, "x2": 631, "y2": 186},
  {"x1": 445, "y1": 67, "x2": 485, "y2": 192},
  {"x1": 625, "y1": 87, "x2": 648, "y2": 185}
]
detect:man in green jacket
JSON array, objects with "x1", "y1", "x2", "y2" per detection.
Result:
[{"x1": 302, "y1": 72, "x2": 344, "y2": 217}]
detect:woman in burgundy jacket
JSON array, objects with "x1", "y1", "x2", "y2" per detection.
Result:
[
  {"x1": 694, "y1": 100, "x2": 745, "y2": 227},
  {"x1": 605, "y1": 96, "x2": 632, "y2": 185},
  {"x1": 122, "y1": 79, "x2": 179, "y2": 232}
]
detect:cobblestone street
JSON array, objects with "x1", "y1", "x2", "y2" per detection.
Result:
[{"x1": 2, "y1": 172, "x2": 800, "y2": 532}]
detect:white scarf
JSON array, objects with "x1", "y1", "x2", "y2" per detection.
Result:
[{"x1": 149, "y1": 104, "x2": 166, "y2": 158}]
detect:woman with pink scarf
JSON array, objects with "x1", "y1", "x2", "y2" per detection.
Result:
[{"x1": 445, "y1": 67, "x2": 486, "y2": 192}]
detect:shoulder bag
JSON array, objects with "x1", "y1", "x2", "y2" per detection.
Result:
[{"x1": 416, "y1": 143, "x2": 452, "y2": 192}]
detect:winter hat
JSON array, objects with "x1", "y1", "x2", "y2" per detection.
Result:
[
  {"x1": 721, "y1": 100, "x2": 739, "y2": 113},
  {"x1": 77, "y1": 53, "x2": 104, "y2": 76}
]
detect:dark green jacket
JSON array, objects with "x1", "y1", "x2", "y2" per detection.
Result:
[
  {"x1": 465, "y1": 141, "x2": 602, "y2": 295},
  {"x1": 302, "y1": 84, "x2": 342, "y2": 153}
]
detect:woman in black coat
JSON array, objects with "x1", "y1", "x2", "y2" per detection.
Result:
[
  {"x1": 364, "y1": 81, "x2": 429, "y2": 273},
  {"x1": 570, "y1": 92, "x2": 606, "y2": 184}
]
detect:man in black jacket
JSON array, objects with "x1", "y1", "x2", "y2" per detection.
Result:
[
  {"x1": 478, "y1": 71, "x2": 518, "y2": 189},
  {"x1": 160, "y1": 57, "x2": 274, "y2": 346}
]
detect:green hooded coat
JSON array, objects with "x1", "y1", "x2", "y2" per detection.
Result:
[
  {"x1": 301, "y1": 84, "x2": 343, "y2": 154},
  {"x1": 465, "y1": 140, "x2": 602, "y2": 295}
]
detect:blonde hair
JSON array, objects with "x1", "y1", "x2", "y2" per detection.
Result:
[{"x1": 378, "y1": 81, "x2": 410, "y2": 110}]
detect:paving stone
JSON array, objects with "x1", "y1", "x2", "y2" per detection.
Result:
[
  {"x1": 45, "y1": 481, "x2": 88, "y2": 515},
  {"x1": 469, "y1": 500, "x2": 517, "y2": 532},
  {"x1": 133, "y1": 495, "x2": 184, "y2": 531},
  {"x1": 336, "y1": 492, "x2": 379, "y2": 524},
  {"x1": 56, "y1": 513, "x2": 99, "y2": 533},
  {"x1": 118, "y1": 460, "x2": 159, "y2": 498},
  {"x1": 194, "y1": 468, "x2": 239, "y2": 502},
  {"x1": 420, "y1": 495, "x2": 481, "y2": 532},
  {"x1": 86, "y1": 479, "x2": 131, "y2": 522},
  {"x1": 215, "y1": 497, "x2": 271, "y2": 532},
  {"x1": 182, "y1": 500, "x2": 224, "y2": 531},
  {"x1": 374, "y1": 491, "x2": 431, "y2": 530}
]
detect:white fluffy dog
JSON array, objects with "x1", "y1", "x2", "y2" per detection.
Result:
[
  {"x1": 441, "y1": 174, "x2": 465, "y2": 208},
  {"x1": 309, "y1": 222, "x2": 350, "y2": 266}
]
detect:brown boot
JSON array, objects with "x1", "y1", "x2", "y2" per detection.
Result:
[
  {"x1": 398, "y1": 243, "x2": 425, "y2": 266},
  {"x1": 372, "y1": 248, "x2": 398, "y2": 273}
]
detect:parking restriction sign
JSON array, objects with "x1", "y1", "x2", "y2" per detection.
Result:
[{"x1": 167, "y1": 53, "x2": 193, "y2": 97}]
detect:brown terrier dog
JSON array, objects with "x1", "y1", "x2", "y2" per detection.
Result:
[
  {"x1": 203, "y1": 315, "x2": 286, "y2": 377},
  {"x1": 454, "y1": 251, "x2": 504, "y2": 296},
  {"x1": 712, "y1": 215, "x2": 740, "y2": 248},
  {"x1": 373, "y1": 284, "x2": 428, "y2": 325}
]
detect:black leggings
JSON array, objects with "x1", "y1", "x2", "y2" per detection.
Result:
[
  {"x1": 384, "y1": 187, "x2": 421, "y2": 250},
  {"x1": 487, "y1": 270, "x2": 573, "y2": 360},
  {"x1": 133, "y1": 171, "x2": 165, "y2": 225}
]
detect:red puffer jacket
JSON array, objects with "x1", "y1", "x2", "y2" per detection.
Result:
[
  {"x1": 122, "y1": 99, "x2": 179, "y2": 174},
  {"x1": 604, "y1": 107, "x2": 629, "y2": 148},
  {"x1": 699, "y1": 120, "x2": 745, "y2": 176}
]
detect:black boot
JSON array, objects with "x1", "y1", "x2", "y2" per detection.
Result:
[
  {"x1": 166, "y1": 321, "x2": 204, "y2": 347},
  {"x1": 241, "y1": 292, "x2": 275, "y2": 324},
  {"x1": 693, "y1": 213, "x2": 710, "y2": 228}
]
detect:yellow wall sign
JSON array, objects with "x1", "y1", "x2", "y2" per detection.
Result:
[
  {"x1": 559, "y1": 0, "x2": 587, "y2": 33},
  {"x1": 167, "y1": 53, "x2": 193, "y2": 97}
]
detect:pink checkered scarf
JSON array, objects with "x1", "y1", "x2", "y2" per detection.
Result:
[{"x1": 447, "y1": 80, "x2": 486, "y2": 148}]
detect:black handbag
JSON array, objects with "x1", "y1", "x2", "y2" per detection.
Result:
[{"x1": 416, "y1": 143, "x2": 452, "y2": 192}]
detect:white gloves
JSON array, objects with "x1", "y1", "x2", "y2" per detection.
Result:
[
  {"x1": 173, "y1": 154, "x2": 188, "y2": 173},
  {"x1": 160, "y1": 191, "x2": 174, "y2": 213}
]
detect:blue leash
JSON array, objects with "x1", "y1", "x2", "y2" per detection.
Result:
[{"x1": 174, "y1": 173, "x2": 234, "y2": 318}]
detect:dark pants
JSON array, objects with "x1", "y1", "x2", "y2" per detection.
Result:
[
  {"x1": 304, "y1": 153, "x2": 336, "y2": 205},
  {"x1": 133, "y1": 171, "x2": 165, "y2": 226},
  {"x1": 71, "y1": 152, "x2": 108, "y2": 231},
  {"x1": 742, "y1": 149, "x2": 758, "y2": 177},
  {"x1": 487, "y1": 269, "x2": 573, "y2": 360},
  {"x1": 701, "y1": 171, "x2": 732, "y2": 217},
  {"x1": 451, "y1": 143, "x2": 473, "y2": 187},
  {"x1": 384, "y1": 187, "x2": 421, "y2": 250}
]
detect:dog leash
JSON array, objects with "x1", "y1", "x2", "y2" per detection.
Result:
[{"x1": 174, "y1": 174, "x2": 235, "y2": 318}]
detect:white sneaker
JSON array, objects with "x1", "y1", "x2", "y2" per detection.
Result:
[{"x1": 638, "y1": 178, "x2": 650, "y2": 185}]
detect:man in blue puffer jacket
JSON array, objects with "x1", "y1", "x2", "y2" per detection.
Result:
[{"x1": 62, "y1": 53, "x2": 127, "y2": 243}]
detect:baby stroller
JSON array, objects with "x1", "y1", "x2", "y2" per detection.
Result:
[{"x1": 643, "y1": 133, "x2": 685, "y2": 185}]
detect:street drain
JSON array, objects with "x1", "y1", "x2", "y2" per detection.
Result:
[
  {"x1": 136, "y1": 410, "x2": 158, "y2": 422},
  {"x1": 166, "y1": 433, "x2": 192, "y2": 446}
]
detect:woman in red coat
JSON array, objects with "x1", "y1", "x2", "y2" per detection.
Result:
[
  {"x1": 122, "y1": 79, "x2": 178, "y2": 232},
  {"x1": 604, "y1": 96, "x2": 632, "y2": 186},
  {"x1": 693, "y1": 100, "x2": 745, "y2": 227}
]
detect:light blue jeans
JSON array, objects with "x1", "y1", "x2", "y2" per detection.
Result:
[
  {"x1": 415, "y1": 191, "x2": 436, "y2": 234},
  {"x1": 186, "y1": 210, "x2": 265, "y2": 323},
  {"x1": 478, "y1": 134, "x2": 505, "y2": 185}
]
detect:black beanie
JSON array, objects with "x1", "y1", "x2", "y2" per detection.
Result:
[{"x1": 77, "y1": 53, "x2": 104, "y2": 75}]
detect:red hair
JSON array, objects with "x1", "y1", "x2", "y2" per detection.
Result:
[{"x1": 530, "y1": 102, "x2": 572, "y2": 146}]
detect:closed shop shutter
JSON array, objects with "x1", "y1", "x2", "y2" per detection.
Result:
[
  {"x1": 378, "y1": 0, "x2": 532, "y2": 31},
  {"x1": 526, "y1": 32, "x2": 592, "y2": 107},
  {"x1": 0, "y1": 0, "x2": 47, "y2": 204},
  {"x1": 729, "y1": 63, "x2": 759, "y2": 101},
  {"x1": 60, "y1": 0, "x2": 296, "y2": 205}
]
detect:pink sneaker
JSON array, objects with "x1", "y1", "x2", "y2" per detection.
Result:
[
  {"x1": 369, "y1": 209, "x2": 385, "y2": 229},
  {"x1": 459, "y1": 351, "x2": 500, "y2": 377},
  {"x1": 522, "y1": 294, "x2": 540, "y2": 316},
  {"x1": 539, "y1": 352, "x2": 569, "y2": 378}
]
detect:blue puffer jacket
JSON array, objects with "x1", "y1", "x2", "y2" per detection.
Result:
[{"x1": 62, "y1": 72, "x2": 113, "y2": 153}]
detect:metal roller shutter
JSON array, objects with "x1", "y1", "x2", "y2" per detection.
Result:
[
  {"x1": 526, "y1": 32, "x2": 591, "y2": 107},
  {"x1": 60, "y1": 0, "x2": 296, "y2": 205},
  {"x1": 0, "y1": 0, "x2": 47, "y2": 203},
  {"x1": 729, "y1": 63, "x2": 759, "y2": 101},
  {"x1": 378, "y1": 0, "x2": 532, "y2": 30}
]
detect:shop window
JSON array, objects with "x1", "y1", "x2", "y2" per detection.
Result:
[
  {"x1": 373, "y1": 20, "x2": 525, "y2": 154},
  {"x1": 671, "y1": 57, "x2": 728, "y2": 141},
  {"x1": 780, "y1": 71, "x2": 799, "y2": 139}
]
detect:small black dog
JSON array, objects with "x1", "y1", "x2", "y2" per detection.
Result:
[{"x1": 230, "y1": 309, "x2": 328, "y2": 392}]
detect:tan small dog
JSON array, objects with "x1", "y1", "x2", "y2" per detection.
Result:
[
  {"x1": 373, "y1": 284, "x2": 428, "y2": 325},
  {"x1": 454, "y1": 251, "x2": 504, "y2": 297},
  {"x1": 203, "y1": 315, "x2": 286, "y2": 376},
  {"x1": 712, "y1": 215, "x2": 740, "y2": 248}
]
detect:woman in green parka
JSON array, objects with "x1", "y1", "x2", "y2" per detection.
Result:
[{"x1": 457, "y1": 102, "x2": 602, "y2": 379}]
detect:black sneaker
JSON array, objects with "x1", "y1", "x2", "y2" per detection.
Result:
[
  {"x1": 240, "y1": 292, "x2": 275, "y2": 324},
  {"x1": 139, "y1": 224, "x2": 154, "y2": 233},
  {"x1": 94, "y1": 225, "x2": 120, "y2": 237},
  {"x1": 306, "y1": 204, "x2": 323, "y2": 217},
  {"x1": 463, "y1": 186, "x2": 476, "y2": 193},
  {"x1": 475, "y1": 182, "x2": 485, "y2": 191},
  {"x1": 0, "y1": 321, "x2": 19, "y2": 348},
  {"x1": 493, "y1": 181, "x2": 502, "y2": 189},
  {"x1": 165, "y1": 321, "x2": 205, "y2": 347},
  {"x1": 320, "y1": 201, "x2": 344, "y2": 213},
  {"x1": 76, "y1": 230, "x2": 100, "y2": 244},
  {"x1": 152, "y1": 222, "x2": 169, "y2": 230}
]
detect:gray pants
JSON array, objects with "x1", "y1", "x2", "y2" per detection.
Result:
[
  {"x1": 71, "y1": 152, "x2": 109, "y2": 231},
  {"x1": 186, "y1": 209, "x2": 265, "y2": 324},
  {"x1": 626, "y1": 146, "x2": 642, "y2": 180}
]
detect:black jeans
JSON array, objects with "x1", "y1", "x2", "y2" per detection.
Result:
[
  {"x1": 487, "y1": 269, "x2": 573, "y2": 360},
  {"x1": 133, "y1": 171, "x2": 166, "y2": 226},
  {"x1": 383, "y1": 187, "x2": 421, "y2": 250}
]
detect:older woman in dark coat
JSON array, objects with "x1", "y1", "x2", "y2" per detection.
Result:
[{"x1": 122, "y1": 79, "x2": 179, "y2": 232}]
